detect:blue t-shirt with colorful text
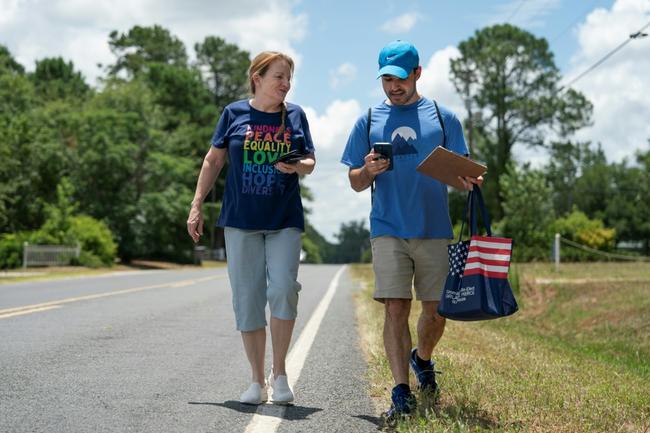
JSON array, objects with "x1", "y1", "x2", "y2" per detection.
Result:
[
  {"x1": 211, "y1": 99, "x2": 315, "y2": 231},
  {"x1": 341, "y1": 98, "x2": 468, "y2": 239}
]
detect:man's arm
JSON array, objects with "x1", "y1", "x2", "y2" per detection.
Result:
[{"x1": 348, "y1": 151, "x2": 389, "y2": 192}]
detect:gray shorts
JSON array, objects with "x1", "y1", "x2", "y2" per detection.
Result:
[
  {"x1": 224, "y1": 227, "x2": 302, "y2": 332},
  {"x1": 370, "y1": 236, "x2": 449, "y2": 302}
]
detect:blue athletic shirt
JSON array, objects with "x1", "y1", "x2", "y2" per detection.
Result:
[
  {"x1": 340, "y1": 97, "x2": 468, "y2": 239},
  {"x1": 211, "y1": 99, "x2": 315, "y2": 231}
]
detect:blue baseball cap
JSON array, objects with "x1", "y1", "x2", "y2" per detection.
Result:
[{"x1": 377, "y1": 40, "x2": 419, "y2": 79}]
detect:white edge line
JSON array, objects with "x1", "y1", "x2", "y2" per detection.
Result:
[{"x1": 244, "y1": 265, "x2": 346, "y2": 433}]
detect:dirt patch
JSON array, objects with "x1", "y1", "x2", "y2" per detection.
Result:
[
  {"x1": 535, "y1": 277, "x2": 649, "y2": 285},
  {"x1": 521, "y1": 273, "x2": 557, "y2": 317}
]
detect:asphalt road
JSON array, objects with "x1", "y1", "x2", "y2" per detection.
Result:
[{"x1": 0, "y1": 265, "x2": 380, "y2": 433}]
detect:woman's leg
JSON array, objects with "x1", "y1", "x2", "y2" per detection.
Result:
[
  {"x1": 265, "y1": 228, "x2": 302, "y2": 379},
  {"x1": 225, "y1": 227, "x2": 268, "y2": 384},
  {"x1": 269, "y1": 317, "x2": 295, "y2": 378},
  {"x1": 241, "y1": 328, "x2": 266, "y2": 385}
]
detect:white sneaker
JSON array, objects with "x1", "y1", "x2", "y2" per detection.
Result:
[
  {"x1": 239, "y1": 382, "x2": 267, "y2": 405},
  {"x1": 268, "y1": 373, "x2": 294, "y2": 404}
]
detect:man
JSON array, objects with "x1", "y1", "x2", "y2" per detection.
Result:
[{"x1": 340, "y1": 40, "x2": 482, "y2": 421}]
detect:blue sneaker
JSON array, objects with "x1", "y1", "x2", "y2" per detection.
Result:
[
  {"x1": 410, "y1": 348, "x2": 438, "y2": 393},
  {"x1": 382, "y1": 385, "x2": 416, "y2": 426}
]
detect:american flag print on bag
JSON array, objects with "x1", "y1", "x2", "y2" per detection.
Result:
[
  {"x1": 463, "y1": 236, "x2": 512, "y2": 278},
  {"x1": 448, "y1": 241, "x2": 469, "y2": 278},
  {"x1": 437, "y1": 186, "x2": 518, "y2": 321}
]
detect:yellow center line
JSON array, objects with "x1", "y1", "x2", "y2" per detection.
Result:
[
  {"x1": 0, "y1": 274, "x2": 226, "y2": 319},
  {"x1": 0, "y1": 305, "x2": 62, "y2": 319}
]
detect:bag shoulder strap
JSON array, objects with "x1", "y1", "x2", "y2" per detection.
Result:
[
  {"x1": 432, "y1": 99, "x2": 447, "y2": 149},
  {"x1": 367, "y1": 108, "x2": 374, "y2": 199}
]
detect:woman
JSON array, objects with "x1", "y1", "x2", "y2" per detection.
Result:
[{"x1": 186, "y1": 51, "x2": 315, "y2": 405}]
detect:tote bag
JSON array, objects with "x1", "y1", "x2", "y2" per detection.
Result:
[{"x1": 437, "y1": 186, "x2": 518, "y2": 321}]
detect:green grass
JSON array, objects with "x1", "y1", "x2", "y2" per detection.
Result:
[
  {"x1": 0, "y1": 260, "x2": 226, "y2": 284},
  {"x1": 351, "y1": 262, "x2": 650, "y2": 433},
  {"x1": 0, "y1": 267, "x2": 123, "y2": 284}
]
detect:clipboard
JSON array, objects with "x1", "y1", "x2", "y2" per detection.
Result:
[{"x1": 416, "y1": 146, "x2": 487, "y2": 190}]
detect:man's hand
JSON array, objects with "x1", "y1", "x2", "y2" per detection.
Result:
[
  {"x1": 187, "y1": 205, "x2": 204, "y2": 243},
  {"x1": 458, "y1": 175, "x2": 484, "y2": 191},
  {"x1": 364, "y1": 150, "x2": 390, "y2": 177}
]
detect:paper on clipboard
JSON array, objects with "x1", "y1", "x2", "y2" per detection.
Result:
[{"x1": 416, "y1": 146, "x2": 487, "y2": 190}]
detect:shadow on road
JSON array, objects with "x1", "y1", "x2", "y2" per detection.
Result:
[
  {"x1": 353, "y1": 414, "x2": 384, "y2": 428},
  {"x1": 188, "y1": 400, "x2": 323, "y2": 420}
]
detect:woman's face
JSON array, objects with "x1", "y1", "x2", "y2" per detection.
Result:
[{"x1": 254, "y1": 59, "x2": 292, "y2": 104}]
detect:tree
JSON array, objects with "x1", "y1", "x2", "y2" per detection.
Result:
[
  {"x1": 545, "y1": 140, "x2": 591, "y2": 216},
  {"x1": 450, "y1": 24, "x2": 592, "y2": 219},
  {"x1": 602, "y1": 148, "x2": 650, "y2": 253},
  {"x1": 571, "y1": 144, "x2": 612, "y2": 220},
  {"x1": 0, "y1": 44, "x2": 25, "y2": 75},
  {"x1": 30, "y1": 57, "x2": 90, "y2": 101},
  {"x1": 499, "y1": 164, "x2": 555, "y2": 261},
  {"x1": 107, "y1": 25, "x2": 188, "y2": 78},
  {"x1": 304, "y1": 222, "x2": 335, "y2": 263},
  {"x1": 195, "y1": 36, "x2": 250, "y2": 109},
  {"x1": 333, "y1": 220, "x2": 370, "y2": 263},
  {"x1": 0, "y1": 50, "x2": 39, "y2": 233}
]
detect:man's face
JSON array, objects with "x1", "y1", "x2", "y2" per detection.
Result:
[{"x1": 381, "y1": 67, "x2": 421, "y2": 106}]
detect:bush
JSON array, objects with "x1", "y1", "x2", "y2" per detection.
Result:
[
  {"x1": 71, "y1": 250, "x2": 105, "y2": 268},
  {"x1": 553, "y1": 209, "x2": 616, "y2": 261},
  {"x1": 68, "y1": 215, "x2": 117, "y2": 266},
  {"x1": 0, "y1": 232, "x2": 30, "y2": 269},
  {"x1": 0, "y1": 215, "x2": 117, "y2": 269}
]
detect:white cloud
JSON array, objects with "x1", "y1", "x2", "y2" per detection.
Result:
[
  {"x1": 567, "y1": 0, "x2": 650, "y2": 162},
  {"x1": 0, "y1": 0, "x2": 20, "y2": 25},
  {"x1": 0, "y1": 0, "x2": 308, "y2": 86},
  {"x1": 329, "y1": 62, "x2": 357, "y2": 89},
  {"x1": 418, "y1": 46, "x2": 465, "y2": 115},
  {"x1": 380, "y1": 12, "x2": 419, "y2": 34},
  {"x1": 302, "y1": 100, "x2": 370, "y2": 242}
]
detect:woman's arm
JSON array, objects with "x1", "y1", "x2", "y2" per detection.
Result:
[{"x1": 187, "y1": 147, "x2": 228, "y2": 243}]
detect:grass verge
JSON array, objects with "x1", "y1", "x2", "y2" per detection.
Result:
[
  {"x1": 0, "y1": 260, "x2": 226, "y2": 284},
  {"x1": 351, "y1": 262, "x2": 650, "y2": 433}
]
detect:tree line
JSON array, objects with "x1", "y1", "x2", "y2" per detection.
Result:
[
  {"x1": 318, "y1": 25, "x2": 649, "y2": 263},
  {"x1": 1, "y1": 24, "x2": 648, "y2": 268}
]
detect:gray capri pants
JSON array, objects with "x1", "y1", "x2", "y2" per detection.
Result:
[{"x1": 224, "y1": 226, "x2": 302, "y2": 332}]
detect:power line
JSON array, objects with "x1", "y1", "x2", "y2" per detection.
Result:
[
  {"x1": 549, "y1": 0, "x2": 602, "y2": 44},
  {"x1": 559, "y1": 21, "x2": 650, "y2": 91},
  {"x1": 506, "y1": 0, "x2": 527, "y2": 23}
]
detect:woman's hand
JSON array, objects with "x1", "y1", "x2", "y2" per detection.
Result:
[
  {"x1": 274, "y1": 154, "x2": 315, "y2": 175},
  {"x1": 274, "y1": 161, "x2": 299, "y2": 174},
  {"x1": 186, "y1": 204, "x2": 204, "y2": 243}
]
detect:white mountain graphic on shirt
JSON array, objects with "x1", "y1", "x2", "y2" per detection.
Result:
[{"x1": 391, "y1": 126, "x2": 418, "y2": 156}]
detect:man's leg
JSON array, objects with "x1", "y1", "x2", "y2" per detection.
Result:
[
  {"x1": 415, "y1": 301, "x2": 446, "y2": 360},
  {"x1": 383, "y1": 298, "x2": 412, "y2": 385},
  {"x1": 371, "y1": 236, "x2": 417, "y2": 419},
  {"x1": 411, "y1": 238, "x2": 449, "y2": 392}
]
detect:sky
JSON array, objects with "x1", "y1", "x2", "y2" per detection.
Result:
[{"x1": 1, "y1": 0, "x2": 649, "y2": 242}]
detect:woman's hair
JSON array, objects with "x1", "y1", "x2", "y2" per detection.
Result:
[{"x1": 248, "y1": 51, "x2": 294, "y2": 134}]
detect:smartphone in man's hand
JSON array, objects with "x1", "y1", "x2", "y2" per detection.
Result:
[{"x1": 373, "y1": 142, "x2": 393, "y2": 171}]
